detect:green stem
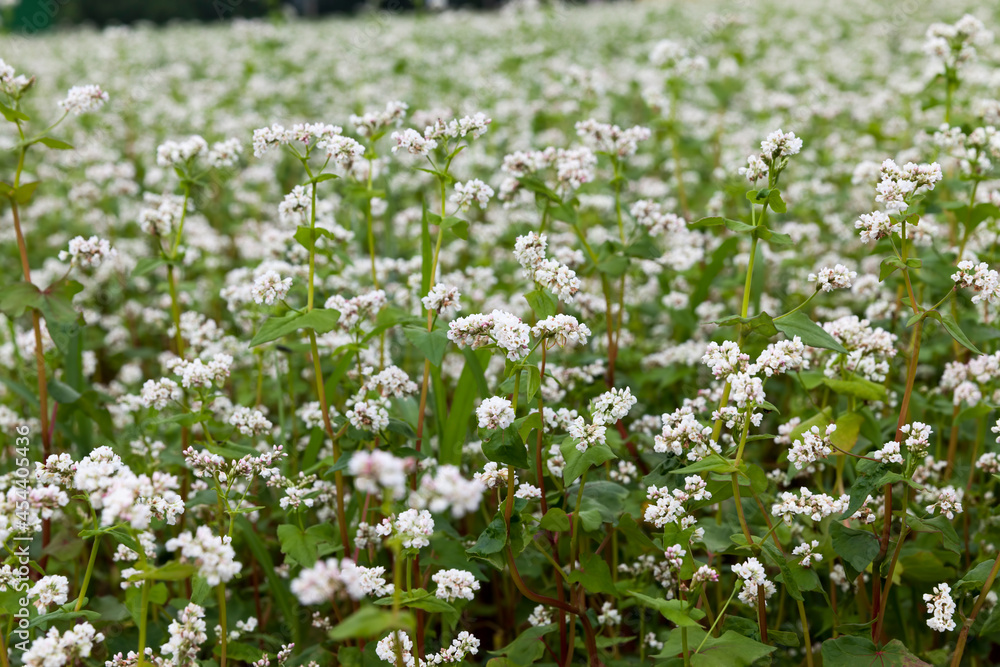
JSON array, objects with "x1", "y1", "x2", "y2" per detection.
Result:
[{"x1": 217, "y1": 583, "x2": 228, "y2": 667}]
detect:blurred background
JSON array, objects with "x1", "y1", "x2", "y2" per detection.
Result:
[{"x1": 1, "y1": 0, "x2": 527, "y2": 31}]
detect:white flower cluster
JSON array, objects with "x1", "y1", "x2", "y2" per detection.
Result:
[
  {"x1": 165, "y1": 526, "x2": 242, "y2": 586},
  {"x1": 377, "y1": 509, "x2": 435, "y2": 550},
  {"x1": 630, "y1": 200, "x2": 686, "y2": 236},
  {"x1": 952, "y1": 261, "x2": 1000, "y2": 304},
  {"x1": 451, "y1": 179, "x2": 494, "y2": 211},
  {"x1": 408, "y1": 465, "x2": 484, "y2": 519},
  {"x1": 789, "y1": 424, "x2": 836, "y2": 471},
  {"x1": 347, "y1": 450, "x2": 412, "y2": 500},
  {"x1": 290, "y1": 558, "x2": 393, "y2": 604},
  {"x1": 924, "y1": 14, "x2": 992, "y2": 72},
  {"x1": 737, "y1": 128, "x2": 802, "y2": 182},
  {"x1": 808, "y1": 264, "x2": 856, "y2": 292},
  {"x1": 531, "y1": 314, "x2": 591, "y2": 347},
  {"x1": 655, "y1": 403, "x2": 718, "y2": 461},
  {"x1": 23, "y1": 623, "x2": 104, "y2": 667},
  {"x1": 422, "y1": 283, "x2": 462, "y2": 313},
  {"x1": 375, "y1": 630, "x2": 480, "y2": 667},
  {"x1": 732, "y1": 557, "x2": 776, "y2": 606},
  {"x1": 228, "y1": 406, "x2": 273, "y2": 436},
  {"x1": 58, "y1": 235, "x2": 117, "y2": 268},
  {"x1": 923, "y1": 583, "x2": 957, "y2": 632},
  {"x1": 251, "y1": 270, "x2": 293, "y2": 305},
  {"x1": 513, "y1": 232, "x2": 581, "y2": 302},
  {"x1": 432, "y1": 569, "x2": 480, "y2": 602},
  {"x1": 161, "y1": 603, "x2": 208, "y2": 665},
  {"x1": 350, "y1": 100, "x2": 408, "y2": 138},
  {"x1": 58, "y1": 84, "x2": 108, "y2": 115},
  {"x1": 771, "y1": 488, "x2": 849, "y2": 525},
  {"x1": 448, "y1": 309, "x2": 531, "y2": 361},
  {"x1": 574, "y1": 119, "x2": 651, "y2": 158},
  {"x1": 500, "y1": 146, "x2": 597, "y2": 196},
  {"x1": 0, "y1": 58, "x2": 32, "y2": 97},
  {"x1": 477, "y1": 396, "x2": 516, "y2": 430},
  {"x1": 792, "y1": 540, "x2": 823, "y2": 567}
]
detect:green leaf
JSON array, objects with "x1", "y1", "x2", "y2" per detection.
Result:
[
  {"x1": 374, "y1": 588, "x2": 456, "y2": 614},
  {"x1": 821, "y1": 377, "x2": 886, "y2": 401},
  {"x1": 37, "y1": 280, "x2": 84, "y2": 326},
  {"x1": 774, "y1": 311, "x2": 848, "y2": 353},
  {"x1": 724, "y1": 219, "x2": 755, "y2": 233},
  {"x1": 47, "y1": 379, "x2": 81, "y2": 404},
  {"x1": 277, "y1": 524, "x2": 318, "y2": 567},
  {"x1": 482, "y1": 425, "x2": 529, "y2": 469},
  {"x1": 565, "y1": 553, "x2": 616, "y2": 595},
  {"x1": 0, "y1": 282, "x2": 43, "y2": 318},
  {"x1": 907, "y1": 513, "x2": 961, "y2": 555},
  {"x1": 596, "y1": 254, "x2": 629, "y2": 276},
  {"x1": 328, "y1": 605, "x2": 414, "y2": 641},
  {"x1": 830, "y1": 522, "x2": 879, "y2": 576},
  {"x1": 132, "y1": 256, "x2": 169, "y2": 277},
  {"x1": 689, "y1": 216, "x2": 726, "y2": 228},
  {"x1": 761, "y1": 541, "x2": 802, "y2": 601},
  {"x1": 767, "y1": 189, "x2": 787, "y2": 213},
  {"x1": 879, "y1": 257, "x2": 906, "y2": 282},
  {"x1": 0, "y1": 102, "x2": 29, "y2": 122},
  {"x1": 929, "y1": 311, "x2": 982, "y2": 355},
  {"x1": 821, "y1": 636, "x2": 929, "y2": 667},
  {"x1": 403, "y1": 326, "x2": 449, "y2": 367},
  {"x1": 628, "y1": 591, "x2": 705, "y2": 627},
  {"x1": 657, "y1": 628, "x2": 776, "y2": 667},
  {"x1": 490, "y1": 624, "x2": 557, "y2": 665},
  {"x1": 36, "y1": 137, "x2": 74, "y2": 150},
  {"x1": 539, "y1": 508, "x2": 571, "y2": 532},
  {"x1": 956, "y1": 559, "x2": 996, "y2": 594},
  {"x1": 561, "y1": 440, "x2": 616, "y2": 484},
  {"x1": 13, "y1": 181, "x2": 39, "y2": 205},
  {"x1": 524, "y1": 289, "x2": 557, "y2": 320},
  {"x1": 829, "y1": 412, "x2": 864, "y2": 451},
  {"x1": 250, "y1": 308, "x2": 341, "y2": 347},
  {"x1": 441, "y1": 349, "x2": 489, "y2": 465},
  {"x1": 467, "y1": 512, "x2": 509, "y2": 570}
]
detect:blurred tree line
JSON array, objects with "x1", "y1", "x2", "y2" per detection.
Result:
[{"x1": 6, "y1": 0, "x2": 502, "y2": 31}]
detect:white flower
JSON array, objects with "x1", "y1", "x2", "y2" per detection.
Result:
[
  {"x1": 924, "y1": 583, "x2": 957, "y2": 632},
  {"x1": 451, "y1": 179, "x2": 494, "y2": 211},
  {"x1": 165, "y1": 526, "x2": 241, "y2": 586},
  {"x1": 432, "y1": 569, "x2": 480, "y2": 602},
  {"x1": 808, "y1": 264, "x2": 857, "y2": 292},
  {"x1": 251, "y1": 270, "x2": 293, "y2": 306},
  {"x1": 477, "y1": 396, "x2": 515, "y2": 430},
  {"x1": 58, "y1": 84, "x2": 108, "y2": 114},
  {"x1": 732, "y1": 557, "x2": 776, "y2": 606},
  {"x1": 27, "y1": 575, "x2": 68, "y2": 611},
  {"x1": 58, "y1": 236, "x2": 117, "y2": 268}
]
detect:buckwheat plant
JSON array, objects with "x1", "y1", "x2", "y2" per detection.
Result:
[{"x1": 4, "y1": 3, "x2": 1000, "y2": 667}]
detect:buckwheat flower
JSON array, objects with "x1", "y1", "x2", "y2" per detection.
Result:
[
  {"x1": 156, "y1": 135, "x2": 209, "y2": 167},
  {"x1": 528, "y1": 605, "x2": 552, "y2": 627},
  {"x1": 228, "y1": 407, "x2": 272, "y2": 437},
  {"x1": 924, "y1": 583, "x2": 957, "y2": 632},
  {"x1": 738, "y1": 155, "x2": 768, "y2": 182},
  {"x1": 408, "y1": 465, "x2": 483, "y2": 518},
  {"x1": 533, "y1": 259, "x2": 581, "y2": 302},
  {"x1": 27, "y1": 575, "x2": 68, "y2": 611},
  {"x1": 771, "y1": 488, "x2": 849, "y2": 525},
  {"x1": 952, "y1": 261, "x2": 1000, "y2": 304},
  {"x1": 432, "y1": 569, "x2": 480, "y2": 602},
  {"x1": 514, "y1": 232, "x2": 548, "y2": 273},
  {"x1": 515, "y1": 483, "x2": 542, "y2": 500},
  {"x1": 140, "y1": 378, "x2": 181, "y2": 410},
  {"x1": 351, "y1": 101, "x2": 408, "y2": 138},
  {"x1": 575, "y1": 119, "x2": 651, "y2": 158},
  {"x1": 376, "y1": 631, "x2": 416, "y2": 667},
  {"x1": 924, "y1": 486, "x2": 964, "y2": 519},
  {"x1": 875, "y1": 159, "x2": 942, "y2": 212},
  {"x1": 250, "y1": 270, "x2": 293, "y2": 306},
  {"x1": 597, "y1": 602, "x2": 622, "y2": 627},
  {"x1": 165, "y1": 526, "x2": 241, "y2": 586},
  {"x1": 252, "y1": 124, "x2": 293, "y2": 157},
  {"x1": 138, "y1": 192, "x2": 186, "y2": 236},
  {"x1": 702, "y1": 341, "x2": 748, "y2": 381},
  {"x1": 760, "y1": 129, "x2": 803, "y2": 161},
  {"x1": 873, "y1": 440, "x2": 904, "y2": 465},
  {"x1": 855, "y1": 210, "x2": 898, "y2": 244},
  {"x1": 161, "y1": 603, "x2": 208, "y2": 666},
  {"x1": 664, "y1": 544, "x2": 686, "y2": 569},
  {"x1": 24, "y1": 623, "x2": 104, "y2": 667},
  {"x1": 58, "y1": 84, "x2": 108, "y2": 114},
  {"x1": 394, "y1": 509, "x2": 434, "y2": 550},
  {"x1": 0, "y1": 59, "x2": 32, "y2": 97},
  {"x1": 808, "y1": 264, "x2": 857, "y2": 292},
  {"x1": 391, "y1": 128, "x2": 438, "y2": 155},
  {"x1": 279, "y1": 185, "x2": 311, "y2": 226},
  {"x1": 448, "y1": 310, "x2": 531, "y2": 361},
  {"x1": 474, "y1": 461, "x2": 510, "y2": 489},
  {"x1": 321, "y1": 134, "x2": 365, "y2": 164},
  {"x1": 792, "y1": 540, "x2": 822, "y2": 567},
  {"x1": 645, "y1": 633, "x2": 665, "y2": 651},
  {"x1": 692, "y1": 565, "x2": 719, "y2": 586},
  {"x1": 752, "y1": 337, "x2": 807, "y2": 377},
  {"x1": 733, "y1": 557, "x2": 776, "y2": 606},
  {"x1": 290, "y1": 559, "x2": 345, "y2": 605},
  {"x1": 729, "y1": 372, "x2": 765, "y2": 409},
  {"x1": 341, "y1": 561, "x2": 394, "y2": 599},
  {"x1": 363, "y1": 365, "x2": 419, "y2": 397},
  {"x1": 173, "y1": 354, "x2": 233, "y2": 389},
  {"x1": 348, "y1": 450, "x2": 410, "y2": 500},
  {"x1": 451, "y1": 179, "x2": 494, "y2": 211},
  {"x1": 58, "y1": 235, "x2": 117, "y2": 268},
  {"x1": 567, "y1": 416, "x2": 607, "y2": 452},
  {"x1": 477, "y1": 396, "x2": 515, "y2": 430},
  {"x1": 977, "y1": 452, "x2": 1000, "y2": 474},
  {"x1": 422, "y1": 283, "x2": 462, "y2": 313},
  {"x1": 789, "y1": 425, "x2": 836, "y2": 470},
  {"x1": 591, "y1": 388, "x2": 637, "y2": 425},
  {"x1": 346, "y1": 396, "x2": 390, "y2": 432},
  {"x1": 630, "y1": 200, "x2": 686, "y2": 235}
]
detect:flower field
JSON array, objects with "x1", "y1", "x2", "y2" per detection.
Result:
[{"x1": 3, "y1": 0, "x2": 1000, "y2": 665}]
